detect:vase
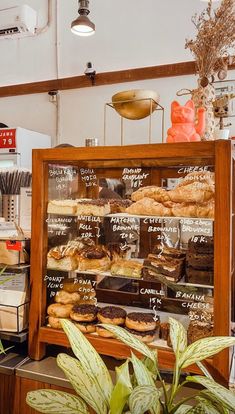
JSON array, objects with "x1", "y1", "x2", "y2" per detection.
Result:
[{"x1": 191, "y1": 81, "x2": 216, "y2": 141}]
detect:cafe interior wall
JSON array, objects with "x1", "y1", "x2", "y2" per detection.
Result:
[{"x1": 0, "y1": 0, "x2": 234, "y2": 146}]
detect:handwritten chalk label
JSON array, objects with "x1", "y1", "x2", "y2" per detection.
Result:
[
  {"x1": 122, "y1": 167, "x2": 149, "y2": 188},
  {"x1": 77, "y1": 215, "x2": 101, "y2": 239},
  {"x1": 46, "y1": 216, "x2": 76, "y2": 237},
  {"x1": 177, "y1": 166, "x2": 209, "y2": 174},
  {"x1": 49, "y1": 167, "x2": 77, "y2": 191},
  {"x1": 180, "y1": 218, "x2": 212, "y2": 235},
  {"x1": 110, "y1": 216, "x2": 139, "y2": 241},
  {"x1": 175, "y1": 290, "x2": 213, "y2": 313},
  {"x1": 44, "y1": 275, "x2": 64, "y2": 297},
  {"x1": 80, "y1": 168, "x2": 97, "y2": 187}
]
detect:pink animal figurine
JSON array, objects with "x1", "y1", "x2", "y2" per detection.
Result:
[{"x1": 167, "y1": 100, "x2": 206, "y2": 143}]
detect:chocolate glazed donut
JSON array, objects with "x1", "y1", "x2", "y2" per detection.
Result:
[{"x1": 97, "y1": 306, "x2": 126, "y2": 325}]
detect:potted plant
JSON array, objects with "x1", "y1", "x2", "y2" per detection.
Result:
[{"x1": 26, "y1": 317, "x2": 235, "y2": 413}]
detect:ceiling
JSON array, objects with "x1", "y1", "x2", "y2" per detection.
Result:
[{"x1": 0, "y1": 0, "x2": 214, "y2": 86}]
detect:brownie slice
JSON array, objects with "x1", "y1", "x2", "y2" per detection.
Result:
[
  {"x1": 186, "y1": 252, "x2": 214, "y2": 270},
  {"x1": 153, "y1": 244, "x2": 186, "y2": 260},
  {"x1": 187, "y1": 321, "x2": 214, "y2": 344},
  {"x1": 143, "y1": 254, "x2": 184, "y2": 282},
  {"x1": 185, "y1": 267, "x2": 213, "y2": 285},
  {"x1": 188, "y1": 235, "x2": 214, "y2": 254}
]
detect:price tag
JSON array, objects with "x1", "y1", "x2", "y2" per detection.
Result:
[
  {"x1": 0, "y1": 129, "x2": 16, "y2": 149},
  {"x1": 6, "y1": 240, "x2": 22, "y2": 251}
]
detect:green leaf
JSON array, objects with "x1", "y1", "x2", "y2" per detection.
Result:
[
  {"x1": 26, "y1": 389, "x2": 89, "y2": 413},
  {"x1": 174, "y1": 405, "x2": 192, "y2": 414},
  {"x1": 196, "y1": 362, "x2": 213, "y2": 379},
  {"x1": 57, "y1": 353, "x2": 107, "y2": 414},
  {"x1": 131, "y1": 353, "x2": 160, "y2": 414},
  {"x1": 129, "y1": 385, "x2": 159, "y2": 414},
  {"x1": 196, "y1": 397, "x2": 224, "y2": 414},
  {"x1": 199, "y1": 390, "x2": 229, "y2": 414},
  {"x1": 179, "y1": 337, "x2": 235, "y2": 369},
  {"x1": 186, "y1": 376, "x2": 235, "y2": 411},
  {"x1": 169, "y1": 317, "x2": 187, "y2": 355},
  {"x1": 110, "y1": 360, "x2": 132, "y2": 414},
  {"x1": 142, "y1": 356, "x2": 158, "y2": 377},
  {"x1": 61, "y1": 319, "x2": 113, "y2": 407},
  {"x1": 100, "y1": 323, "x2": 156, "y2": 362}
]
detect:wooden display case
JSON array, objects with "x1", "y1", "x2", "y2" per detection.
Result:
[{"x1": 29, "y1": 141, "x2": 235, "y2": 385}]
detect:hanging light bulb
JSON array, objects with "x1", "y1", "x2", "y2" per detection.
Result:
[{"x1": 71, "y1": 0, "x2": 95, "y2": 36}]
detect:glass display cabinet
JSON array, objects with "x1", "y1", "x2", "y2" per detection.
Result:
[{"x1": 29, "y1": 141, "x2": 235, "y2": 384}]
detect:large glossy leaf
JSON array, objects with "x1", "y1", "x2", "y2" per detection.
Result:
[
  {"x1": 179, "y1": 337, "x2": 235, "y2": 369},
  {"x1": 142, "y1": 356, "x2": 158, "y2": 377},
  {"x1": 57, "y1": 353, "x2": 107, "y2": 414},
  {"x1": 196, "y1": 362, "x2": 213, "y2": 379},
  {"x1": 131, "y1": 352, "x2": 160, "y2": 414},
  {"x1": 110, "y1": 360, "x2": 132, "y2": 414},
  {"x1": 196, "y1": 397, "x2": 224, "y2": 414},
  {"x1": 174, "y1": 405, "x2": 192, "y2": 414},
  {"x1": 169, "y1": 317, "x2": 187, "y2": 355},
  {"x1": 186, "y1": 376, "x2": 235, "y2": 412},
  {"x1": 100, "y1": 323, "x2": 156, "y2": 362},
  {"x1": 61, "y1": 319, "x2": 113, "y2": 406},
  {"x1": 26, "y1": 389, "x2": 89, "y2": 413},
  {"x1": 129, "y1": 385, "x2": 159, "y2": 414},
  {"x1": 199, "y1": 390, "x2": 229, "y2": 414}
]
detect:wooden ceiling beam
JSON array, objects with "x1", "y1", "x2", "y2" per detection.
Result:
[{"x1": 0, "y1": 60, "x2": 234, "y2": 98}]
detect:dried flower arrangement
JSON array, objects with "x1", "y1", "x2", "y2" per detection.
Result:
[{"x1": 185, "y1": 0, "x2": 235, "y2": 86}]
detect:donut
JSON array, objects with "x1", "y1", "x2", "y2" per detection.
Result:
[
  {"x1": 96, "y1": 326, "x2": 116, "y2": 338},
  {"x1": 55, "y1": 290, "x2": 80, "y2": 305},
  {"x1": 47, "y1": 303, "x2": 73, "y2": 318},
  {"x1": 70, "y1": 304, "x2": 98, "y2": 322},
  {"x1": 125, "y1": 312, "x2": 159, "y2": 332},
  {"x1": 125, "y1": 327, "x2": 157, "y2": 343},
  {"x1": 48, "y1": 316, "x2": 63, "y2": 329},
  {"x1": 74, "y1": 320, "x2": 97, "y2": 334},
  {"x1": 97, "y1": 306, "x2": 126, "y2": 325}
]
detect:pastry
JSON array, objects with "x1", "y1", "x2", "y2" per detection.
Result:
[
  {"x1": 74, "y1": 320, "x2": 97, "y2": 334},
  {"x1": 55, "y1": 290, "x2": 80, "y2": 305},
  {"x1": 169, "y1": 182, "x2": 214, "y2": 204},
  {"x1": 196, "y1": 199, "x2": 214, "y2": 219},
  {"x1": 126, "y1": 197, "x2": 171, "y2": 216},
  {"x1": 125, "y1": 312, "x2": 158, "y2": 332},
  {"x1": 159, "y1": 322, "x2": 170, "y2": 341},
  {"x1": 47, "y1": 303, "x2": 73, "y2": 318},
  {"x1": 47, "y1": 238, "x2": 95, "y2": 271},
  {"x1": 178, "y1": 171, "x2": 215, "y2": 188},
  {"x1": 110, "y1": 259, "x2": 142, "y2": 278},
  {"x1": 172, "y1": 202, "x2": 198, "y2": 218},
  {"x1": 188, "y1": 235, "x2": 214, "y2": 254},
  {"x1": 153, "y1": 244, "x2": 186, "y2": 260},
  {"x1": 48, "y1": 316, "x2": 63, "y2": 329},
  {"x1": 77, "y1": 246, "x2": 111, "y2": 271},
  {"x1": 187, "y1": 320, "x2": 214, "y2": 344},
  {"x1": 185, "y1": 267, "x2": 213, "y2": 285},
  {"x1": 108, "y1": 243, "x2": 131, "y2": 262},
  {"x1": 76, "y1": 199, "x2": 110, "y2": 216},
  {"x1": 97, "y1": 306, "x2": 126, "y2": 325},
  {"x1": 144, "y1": 254, "x2": 184, "y2": 282},
  {"x1": 125, "y1": 327, "x2": 157, "y2": 343},
  {"x1": 131, "y1": 186, "x2": 170, "y2": 203},
  {"x1": 47, "y1": 199, "x2": 78, "y2": 215},
  {"x1": 186, "y1": 252, "x2": 213, "y2": 270},
  {"x1": 108, "y1": 199, "x2": 132, "y2": 213},
  {"x1": 70, "y1": 304, "x2": 98, "y2": 322},
  {"x1": 96, "y1": 326, "x2": 116, "y2": 338}
]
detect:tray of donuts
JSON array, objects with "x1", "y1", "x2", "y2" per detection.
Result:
[{"x1": 47, "y1": 301, "x2": 169, "y2": 344}]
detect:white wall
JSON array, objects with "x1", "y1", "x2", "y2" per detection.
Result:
[{"x1": 0, "y1": 0, "x2": 234, "y2": 147}]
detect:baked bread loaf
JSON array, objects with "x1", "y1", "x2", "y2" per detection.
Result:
[
  {"x1": 125, "y1": 312, "x2": 158, "y2": 332},
  {"x1": 97, "y1": 306, "x2": 126, "y2": 325},
  {"x1": 76, "y1": 199, "x2": 110, "y2": 216},
  {"x1": 47, "y1": 303, "x2": 73, "y2": 318},
  {"x1": 187, "y1": 320, "x2": 214, "y2": 344},
  {"x1": 126, "y1": 197, "x2": 171, "y2": 216},
  {"x1": 131, "y1": 186, "x2": 170, "y2": 203},
  {"x1": 111, "y1": 259, "x2": 142, "y2": 278},
  {"x1": 55, "y1": 290, "x2": 80, "y2": 305},
  {"x1": 47, "y1": 199, "x2": 78, "y2": 215}
]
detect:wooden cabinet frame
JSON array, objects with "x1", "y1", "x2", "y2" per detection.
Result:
[{"x1": 29, "y1": 141, "x2": 235, "y2": 385}]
